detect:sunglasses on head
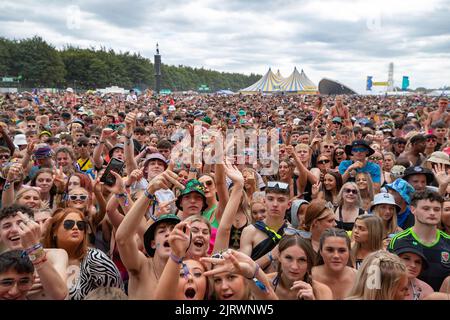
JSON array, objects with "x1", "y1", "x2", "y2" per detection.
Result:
[
  {"x1": 317, "y1": 159, "x2": 330, "y2": 164},
  {"x1": 63, "y1": 219, "x2": 87, "y2": 231},
  {"x1": 267, "y1": 181, "x2": 289, "y2": 190},
  {"x1": 68, "y1": 194, "x2": 88, "y2": 201},
  {"x1": 344, "y1": 188, "x2": 358, "y2": 195}
]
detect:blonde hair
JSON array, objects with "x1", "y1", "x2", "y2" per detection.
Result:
[
  {"x1": 337, "y1": 182, "x2": 362, "y2": 207},
  {"x1": 351, "y1": 214, "x2": 384, "y2": 263},
  {"x1": 347, "y1": 250, "x2": 407, "y2": 300},
  {"x1": 355, "y1": 172, "x2": 374, "y2": 203},
  {"x1": 372, "y1": 205, "x2": 399, "y2": 237}
]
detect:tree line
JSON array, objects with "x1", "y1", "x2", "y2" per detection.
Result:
[{"x1": 0, "y1": 36, "x2": 261, "y2": 92}]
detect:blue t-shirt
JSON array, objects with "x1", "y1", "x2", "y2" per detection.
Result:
[{"x1": 338, "y1": 160, "x2": 381, "y2": 184}]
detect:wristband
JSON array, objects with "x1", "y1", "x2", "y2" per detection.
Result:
[
  {"x1": 3, "y1": 181, "x2": 12, "y2": 191},
  {"x1": 246, "y1": 263, "x2": 260, "y2": 280},
  {"x1": 150, "y1": 214, "x2": 158, "y2": 222},
  {"x1": 268, "y1": 251, "x2": 274, "y2": 263},
  {"x1": 115, "y1": 192, "x2": 129, "y2": 206},
  {"x1": 170, "y1": 253, "x2": 190, "y2": 279},
  {"x1": 144, "y1": 190, "x2": 157, "y2": 202}
]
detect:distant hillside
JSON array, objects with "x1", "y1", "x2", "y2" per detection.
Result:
[{"x1": 0, "y1": 36, "x2": 261, "y2": 92}]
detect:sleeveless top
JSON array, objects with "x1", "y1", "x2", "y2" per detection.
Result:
[
  {"x1": 250, "y1": 221, "x2": 287, "y2": 261},
  {"x1": 335, "y1": 207, "x2": 365, "y2": 231}
]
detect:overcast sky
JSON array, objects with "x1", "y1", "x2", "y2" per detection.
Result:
[{"x1": 1, "y1": 0, "x2": 449, "y2": 93}]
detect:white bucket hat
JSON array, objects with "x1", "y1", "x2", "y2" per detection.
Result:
[
  {"x1": 13, "y1": 134, "x2": 28, "y2": 146},
  {"x1": 427, "y1": 151, "x2": 450, "y2": 166},
  {"x1": 370, "y1": 193, "x2": 401, "y2": 213}
]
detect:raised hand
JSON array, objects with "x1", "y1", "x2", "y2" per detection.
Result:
[
  {"x1": 147, "y1": 164, "x2": 185, "y2": 194},
  {"x1": 169, "y1": 221, "x2": 191, "y2": 258},
  {"x1": 201, "y1": 249, "x2": 259, "y2": 280},
  {"x1": 101, "y1": 171, "x2": 126, "y2": 195},
  {"x1": 52, "y1": 165, "x2": 66, "y2": 193},
  {"x1": 432, "y1": 163, "x2": 450, "y2": 186},
  {"x1": 6, "y1": 163, "x2": 22, "y2": 182},
  {"x1": 224, "y1": 163, "x2": 244, "y2": 185},
  {"x1": 156, "y1": 199, "x2": 177, "y2": 216},
  {"x1": 124, "y1": 112, "x2": 137, "y2": 136},
  {"x1": 16, "y1": 211, "x2": 42, "y2": 249},
  {"x1": 291, "y1": 280, "x2": 315, "y2": 300},
  {"x1": 311, "y1": 181, "x2": 321, "y2": 197}
]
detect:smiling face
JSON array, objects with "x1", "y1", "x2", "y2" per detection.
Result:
[
  {"x1": 279, "y1": 245, "x2": 308, "y2": 282},
  {"x1": 35, "y1": 172, "x2": 53, "y2": 194},
  {"x1": 17, "y1": 190, "x2": 41, "y2": 211},
  {"x1": 56, "y1": 151, "x2": 71, "y2": 169},
  {"x1": 213, "y1": 271, "x2": 247, "y2": 300},
  {"x1": 320, "y1": 236, "x2": 350, "y2": 272},
  {"x1": 67, "y1": 188, "x2": 89, "y2": 211},
  {"x1": 0, "y1": 269, "x2": 34, "y2": 300},
  {"x1": 0, "y1": 214, "x2": 32, "y2": 250},
  {"x1": 175, "y1": 259, "x2": 207, "y2": 300},
  {"x1": 355, "y1": 174, "x2": 368, "y2": 191},
  {"x1": 187, "y1": 221, "x2": 210, "y2": 259},
  {"x1": 323, "y1": 173, "x2": 336, "y2": 191}
]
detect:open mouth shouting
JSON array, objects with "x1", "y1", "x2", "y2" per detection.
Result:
[{"x1": 184, "y1": 287, "x2": 197, "y2": 299}]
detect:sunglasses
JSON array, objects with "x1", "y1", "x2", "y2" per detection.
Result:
[
  {"x1": 0, "y1": 154, "x2": 10, "y2": 160},
  {"x1": 323, "y1": 145, "x2": 334, "y2": 149},
  {"x1": 91, "y1": 136, "x2": 99, "y2": 140},
  {"x1": 78, "y1": 143, "x2": 88, "y2": 147},
  {"x1": 68, "y1": 194, "x2": 88, "y2": 201},
  {"x1": 317, "y1": 159, "x2": 330, "y2": 164},
  {"x1": 267, "y1": 181, "x2": 289, "y2": 190},
  {"x1": 344, "y1": 188, "x2": 358, "y2": 195},
  {"x1": 89, "y1": 143, "x2": 96, "y2": 147},
  {"x1": 63, "y1": 219, "x2": 87, "y2": 231},
  {"x1": 427, "y1": 138, "x2": 436, "y2": 142},
  {"x1": 352, "y1": 147, "x2": 368, "y2": 153},
  {"x1": 27, "y1": 125, "x2": 37, "y2": 128}
]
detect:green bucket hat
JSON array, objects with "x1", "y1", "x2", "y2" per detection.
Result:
[
  {"x1": 143, "y1": 214, "x2": 181, "y2": 257},
  {"x1": 176, "y1": 179, "x2": 208, "y2": 211},
  {"x1": 202, "y1": 116, "x2": 212, "y2": 125}
]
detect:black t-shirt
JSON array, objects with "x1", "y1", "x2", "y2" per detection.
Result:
[{"x1": 389, "y1": 228, "x2": 450, "y2": 291}]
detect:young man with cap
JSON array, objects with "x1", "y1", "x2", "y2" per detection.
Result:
[
  {"x1": 385, "y1": 178, "x2": 416, "y2": 230},
  {"x1": 240, "y1": 181, "x2": 291, "y2": 263},
  {"x1": 389, "y1": 190, "x2": 450, "y2": 291},
  {"x1": 394, "y1": 245, "x2": 434, "y2": 300},
  {"x1": 115, "y1": 166, "x2": 184, "y2": 299},
  {"x1": 402, "y1": 166, "x2": 437, "y2": 193},
  {"x1": 339, "y1": 140, "x2": 381, "y2": 192},
  {"x1": 397, "y1": 134, "x2": 426, "y2": 167}
]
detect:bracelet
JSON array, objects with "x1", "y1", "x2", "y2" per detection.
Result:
[
  {"x1": 28, "y1": 247, "x2": 45, "y2": 262},
  {"x1": 144, "y1": 190, "x2": 157, "y2": 202},
  {"x1": 3, "y1": 181, "x2": 12, "y2": 191},
  {"x1": 25, "y1": 243, "x2": 43, "y2": 255},
  {"x1": 150, "y1": 214, "x2": 158, "y2": 222},
  {"x1": 32, "y1": 252, "x2": 48, "y2": 269},
  {"x1": 115, "y1": 192, "x2": 129, "y2": 207},
  {"x1": 170, "y1": 253, "x2": 183, "y2": 264},
  {"x1": 268, "y1": 251, "x2": 274, "y2": 263},
  {"x1": 246, "y1": 263, "x2": 260, "y2": 280}
]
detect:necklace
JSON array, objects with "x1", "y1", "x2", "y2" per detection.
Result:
[{"x1": 152, "y1": 260, "x2": 160, "y2": 281}]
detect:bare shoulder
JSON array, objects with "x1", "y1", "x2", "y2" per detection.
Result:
[
  {"x1": 45, "y1": 248, "x2": 69, "y2": 261},
  {"x1": 242, "y1": 224, "x2": 257, "y2": 234},
  {"x1": 423, "y1": 292, "x2": 450, "y2": 300},
  {"x1": 312, "y1": 280, "x2": 333, "y2": 300},
  {"x1": 311, "y1": 265, "x2": 323, "y2": 277}
]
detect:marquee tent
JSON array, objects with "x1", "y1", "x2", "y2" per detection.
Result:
[
  {"x1": 279, "y1": 67, "x2": 318, "y2": 94},
  {"x1": 240, "y1": 68, "x2": 283, "y2": 93}
]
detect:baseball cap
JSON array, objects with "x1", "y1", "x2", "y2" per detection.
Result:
[{"x1": 143, "y1": 214, "x2": 181, "y2": 257}]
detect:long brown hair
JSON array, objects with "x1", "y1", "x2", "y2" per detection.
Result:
[
  {"x1": 275, "y1": 235, "x2": 315, "y2": 289},
  {"x1": 42, "y1": 207, "x2": 89, "y2": 261}
]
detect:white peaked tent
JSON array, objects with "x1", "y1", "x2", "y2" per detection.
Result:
[
  {"x1": 275, "y1": 69, "x2": 284, "y2": 79},
  {"x1": 240, "y1": 68, "x2": 283, "y2": 93},
  {"x1": 279, "y1": 67, "x2": 318, "y2": 94}
]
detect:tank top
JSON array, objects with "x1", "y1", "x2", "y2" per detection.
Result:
[{"x1": 336, "y1": 207, "x2": 365, "y2": 231}]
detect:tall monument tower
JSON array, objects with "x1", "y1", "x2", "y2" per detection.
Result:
[
  {"x1": 154, "y1": 43, "x2": 161, "y2": 95},
  {"x1": 388, "y1": 62, "x2": 394, "y2": 92}
]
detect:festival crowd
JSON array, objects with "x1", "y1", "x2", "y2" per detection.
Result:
[{"x1": 0, "y1": 89, "x2": 449, "y2": 300}]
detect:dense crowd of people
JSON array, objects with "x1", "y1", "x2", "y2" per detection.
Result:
[{"x1": 0, "y1": 89, "x2": 449, "y2": 300}]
